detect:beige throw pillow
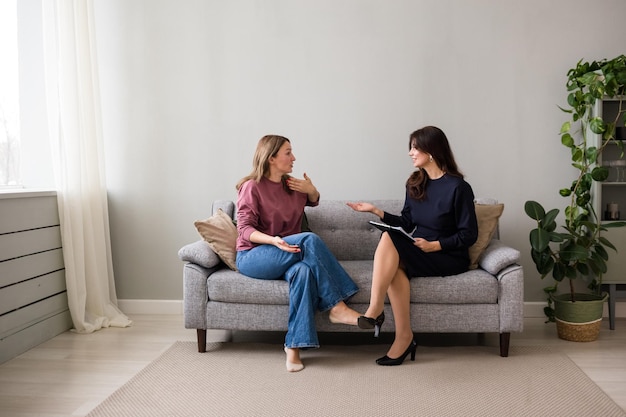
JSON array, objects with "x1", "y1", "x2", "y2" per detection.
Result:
[
  {"x1": 194, "y1": 209, "x2": 238, "y2": 271},
  {"x1": 468, "y1": 203, "x2": 505, "y2": 269}
]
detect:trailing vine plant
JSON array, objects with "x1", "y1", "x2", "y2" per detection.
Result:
[{"x1": 524, "y1": 55, "x2": 626, "y2": 322}]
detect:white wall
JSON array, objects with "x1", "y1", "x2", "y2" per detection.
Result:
[{"x1": 91, "y1": 0, "x2": 626, "y2": 302}]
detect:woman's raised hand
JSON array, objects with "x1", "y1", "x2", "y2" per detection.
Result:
[
  {"x1": 287, "y1": 173, "x2": 315, "y2": 194},
  {"x1": 287, "y1": 173, "x2": 319, "y2": 202},
  {"x1": 346, "y1": 202, "x2": 375, "y2": 213},
  {"x1": 346, "y1": 202, "x2": 384, "y2": 218}
]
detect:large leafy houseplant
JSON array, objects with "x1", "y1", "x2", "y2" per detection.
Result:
[{"x1": 525, "y1": 55, "x2": 626, "y2": 323}]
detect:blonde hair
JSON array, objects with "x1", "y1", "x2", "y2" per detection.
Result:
[{"x1": 236, "y1": 135, "x2": 291, "y2": 191}]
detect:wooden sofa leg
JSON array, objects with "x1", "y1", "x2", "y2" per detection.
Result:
[
  {"x1": 499, "y1": 332, "x2": 510, "y2": 357},
  {"x1": 197, "y1": 329, "x2": 207, "y2": 353}
]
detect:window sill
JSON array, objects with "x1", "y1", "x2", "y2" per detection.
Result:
[{"x1": 0, "y1": 188, "x2": 56, "y2": 200}]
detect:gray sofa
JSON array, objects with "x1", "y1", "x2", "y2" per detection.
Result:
[{"x1": 179, "y1": 199, "x2": 524, "y2": 357}]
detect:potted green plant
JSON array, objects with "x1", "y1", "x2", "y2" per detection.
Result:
[{"x1": 525, "y1": 55, "x2": 626, "y2": 341}]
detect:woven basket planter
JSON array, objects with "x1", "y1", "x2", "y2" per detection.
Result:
[{"x1": 552, "y1": 293, "x2": 608, "y2": 342}]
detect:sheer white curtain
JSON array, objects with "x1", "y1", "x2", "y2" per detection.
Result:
[{"x1": 42, "y1": 0, "x2": 131, "y2": 333}]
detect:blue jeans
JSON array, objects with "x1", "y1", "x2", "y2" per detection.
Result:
[{"x1": 236, "y1": 232, "x2": 359, "y2": 349}]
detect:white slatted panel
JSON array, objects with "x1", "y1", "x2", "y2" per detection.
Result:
[
  {"x1": 0, "y1": 248, "x2": 64, "y2": 288},
  {"x1": 0, "y1": 226, "x2": 62, "y2": 263},
  {"x1": 0, "y1": 193, "x2": 59, "y2": 234},
  {"x1": 0, "y1": 311, "x2": 72, "y2": 364},
  {"x1": 0, "y1": 293, "x2": 69, "y2": 339},
  {"x1": 0, "y1": 271, "x2": 66, "y2": 316},
  {"x1": 0, "y1": 192, "x2": 71, "y2": 364}
]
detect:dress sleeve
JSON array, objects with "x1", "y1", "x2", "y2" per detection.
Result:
[
  {"x1": 382, "y1": 192, "x2": 415, "y2": 233},
  {"x1": 439, "y1": 181, "x2": 478, "y2": 251}
]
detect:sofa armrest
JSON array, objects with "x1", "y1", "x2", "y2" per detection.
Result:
[
  {"x1": 478, "y1": 239, "x2": 520, "y2": 275},
  {"x1": 183, "y1": 262, "x2": 219, "y2": 330},
  {"x1": 178, "y1": 240, "x2": 221, "y2": 269},
  {"x1": 496, "y1": 263, "x2": 524, "y2": 333}
]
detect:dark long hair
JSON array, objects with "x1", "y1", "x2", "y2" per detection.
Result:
[{"x1": 406, "y1": 126, "x2": 463, "y2": 200}]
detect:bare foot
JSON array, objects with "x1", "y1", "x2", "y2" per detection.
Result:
[
  {"x1": 328, "y1": 302, "x2": 360, "y2": 326},
  {"x1": 284, "y1": 347, "x2": 304, "y2": 372}
]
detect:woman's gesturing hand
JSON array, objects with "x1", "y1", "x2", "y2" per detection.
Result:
[
  {"x1": 346, "y1": 202, "x2": 374, "y2": 212},
  {"x1": 287, "y1": 173, "x2": 319, "y2": 202},
  {"x1": 272, "y1": 236, "x2": 301, "y2": 253},
  {"x1": 346, "y1": 202, "x2": 384, "y2": 218}
]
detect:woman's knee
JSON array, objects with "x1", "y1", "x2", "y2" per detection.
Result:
[
  {"x1": 288, "y1": 232, "x2": 329, "y2": 254},
  {"x1": 389, "y1": 269, "x2": 409, "y2": 290},
  {"x1": 284, "y1": 232, "x2": 318, "y2": 248},
  {"x1": 376, "y1": 232, "x2": 397, "y2": 254},
  {"x1": 285, "y1": 263, "x2": 314, "y2": 285},
  {"x1": 237, "y1": 246, "x2": 300, "y2": 279},
  {"x1": 381, "y1": 231, "x2": 394, "y2": 244},
  {"x1": 299, "y1": 232, "x2": 322, "y2": 246}
]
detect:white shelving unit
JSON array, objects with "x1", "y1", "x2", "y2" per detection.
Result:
[{"x1": 594, "y1": 98, "x2": 626, "y2": 330}]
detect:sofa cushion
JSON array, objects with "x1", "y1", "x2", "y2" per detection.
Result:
[
  {"x1": 306, "y1": 200, "x2": 503, "y2": 267},
  {"x1": 208, "y1": 260, "x2": 498, "y2": 305},
  {"x1": 207, "y1": 269, "x2": 290, "y2": 304},
  {"x1": 468, "y1": 203, "x2": 504, "y2": 269},
  {"x1": 479, "y1": 239, "x2": 520, "y2": 275},
  {"x1": 341, "y1": 261, "x2": 499, "y2": 304},
  {"x1": 305, "y1": 200, "x2": 404, "y2": 261},
  {"x1": 409, "y1": 270, "x2": 499, "y2": 304},
  {"x1": 194, "y1": 209, "x2": 238, "y2": 271}
]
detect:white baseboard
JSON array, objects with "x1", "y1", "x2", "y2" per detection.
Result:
[
  {"x1": 117, "y1": 299, "x2": 183, "y2": 315},
  {"x1": 117, "y1": 299, "x2": 626, "y2": 319}
]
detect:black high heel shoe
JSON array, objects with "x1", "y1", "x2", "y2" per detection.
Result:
[
  {"x1": 357, "y1": 312, "x2": 385, "y2": 337},
  {"x1": 376, "y1": 339, "x2": 417, "y2": 366}
]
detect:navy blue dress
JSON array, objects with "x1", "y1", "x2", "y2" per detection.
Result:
[{"x1": 382, "y1": 174, "x2": 478, "y2": 278}]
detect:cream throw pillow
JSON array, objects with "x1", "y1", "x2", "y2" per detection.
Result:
[
  {"x1": 194, "y1": 209, "x2": 238, "y2": 271},
  {"x1": 468, "y1": 203, "x2": 504, "y2": 269}
]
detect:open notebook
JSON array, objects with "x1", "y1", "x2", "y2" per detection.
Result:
[{"x1": 369, "y1": 221, "x2": 415, "y2": 242}]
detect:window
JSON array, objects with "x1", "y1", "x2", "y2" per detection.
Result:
[{"x1": 0, "y1": 0, "x2": 20, "y2": 187}]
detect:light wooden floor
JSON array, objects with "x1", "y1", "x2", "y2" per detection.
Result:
[{"x1": 0, "y1": 315, "x2": 624, "y2": 417}]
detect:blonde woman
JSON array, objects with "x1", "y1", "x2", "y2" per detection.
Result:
[{"x1": 236, "y1": 135, "x2": 361, "y2": 372}]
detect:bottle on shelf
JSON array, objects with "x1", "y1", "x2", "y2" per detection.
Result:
[
  {"x1": 613, "y1": 160, "x2": 626, "y2": 182},
  {"x1": 605, "y1": 202, "x2": 620, "y2": 220}
]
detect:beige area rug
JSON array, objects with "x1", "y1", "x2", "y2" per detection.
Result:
[{"x1": 87, "y1": 341, "x2": 625, "y2": 417}]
